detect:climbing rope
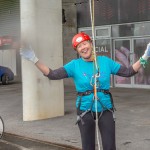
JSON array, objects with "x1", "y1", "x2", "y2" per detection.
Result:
[{"x1": 89, "y1": 0, "x2": 101, "y2": 149}]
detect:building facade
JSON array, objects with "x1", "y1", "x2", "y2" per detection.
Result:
[
  {"x1": 0, "y1": 0, "x2": 150, "y2": 88},
  {"x1": 77, "y1": 0, "x2": 150, "y2": 88},
  {"x1": 0, "y1": 0, "x2": 20, "y2": 77}
]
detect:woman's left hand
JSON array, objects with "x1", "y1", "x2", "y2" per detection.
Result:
[{"x1": 142, "y1": 43, "x2": 150, "y2": 60}]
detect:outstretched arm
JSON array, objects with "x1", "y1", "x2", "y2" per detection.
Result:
[
  {"x1": 20, "y1": 45, "x2": 68, "y2": 79},
  {"x1": 20, "y1": 45, "x2": 50, "y2": 75},
  {"x1": 132, "y1": 60, "x2": 141, "y2": 73},
  {"x1": 35, "y1": 60, "x2": 50, "y2": 76}
]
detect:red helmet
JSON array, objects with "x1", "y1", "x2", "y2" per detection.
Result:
[{"x1": 72, "y1": 32, "x2": 91, "y2": 49}]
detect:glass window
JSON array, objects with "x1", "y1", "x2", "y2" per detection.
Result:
[
  {"x1": 95, "y1": 39, "x2": 111, "y2": 58},
  {"x1": 134, "y1": 22, "x2": 150, "y2": 36},
  {"x1": 96, "y1": 27, "x2": 111, "y2": 37},
  {"x1": 112, "y1": 24, "x2": 134, "y2": 37},
  {"x1": 112, "y1": 22, "x2": 150, "y2": 37},
  {"x1": 78, "y1": 29, "x2": 92, "y2": 37},
  {"x1": 114, "y1": 40, "x2": 131, "y2": 84},
  {"x1": 134, "y1": 38, "x2": 150, "y2": 85}
]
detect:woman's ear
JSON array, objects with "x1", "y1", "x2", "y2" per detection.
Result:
[{"x1": 90, "y1": 40, "x2": 93, "y2": 46}]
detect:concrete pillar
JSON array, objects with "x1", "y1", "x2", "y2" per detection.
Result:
[{"x1": 20, "y1": 0, "x2": 64, "y2": 121}]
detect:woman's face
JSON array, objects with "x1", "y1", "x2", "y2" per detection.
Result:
[{"x1": 76, "y1": 40, "x2": 93, "y2": 61}]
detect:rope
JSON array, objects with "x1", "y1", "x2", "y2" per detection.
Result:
[{"x1": 89, "y1": 0, "x2": 101, "y2": 150}]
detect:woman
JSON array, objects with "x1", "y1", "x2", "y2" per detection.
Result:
[{"x1": 20, "y1": 32, "x2": 150, "y2": 150}]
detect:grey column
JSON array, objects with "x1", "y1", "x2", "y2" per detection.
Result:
[{"x1": 20, "y1": 0, "x2": 64, "y2": 121}]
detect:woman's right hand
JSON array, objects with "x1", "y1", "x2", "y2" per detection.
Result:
[{"x1": 20, "y1": 45, "x2": 39, "y2": 64}]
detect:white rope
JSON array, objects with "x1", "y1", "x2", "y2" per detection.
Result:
[
  {"x1": 89, "y1": 0, "x2": 98, "y2": 71},
  {"x1": 89, "y1": 0, "x2": 101, "y2": 150}
]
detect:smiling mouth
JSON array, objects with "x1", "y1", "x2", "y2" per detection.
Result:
[{"x1": 81, "y1": 49, "x2": 88, "y2": 53}]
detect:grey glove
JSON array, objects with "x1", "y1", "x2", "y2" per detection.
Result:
[
  {"x1": 20, "y1": 45, "x2": 39, "y2": 64},
  {"x1": 142, "y1": 43, "x2": 150, "y2": 60}
]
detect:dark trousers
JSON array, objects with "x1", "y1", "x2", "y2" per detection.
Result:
[{"x1": 78, "y1": 110, "x2": 116, "y2": 150}]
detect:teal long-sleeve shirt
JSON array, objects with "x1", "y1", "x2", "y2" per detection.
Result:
[{"x1": 64, "y1": 56, "x2": 121, "y2": 112}]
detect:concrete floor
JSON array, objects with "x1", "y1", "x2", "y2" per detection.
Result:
[{"x1": 0, "y1": 81, "x2": 150, "y2": 150}]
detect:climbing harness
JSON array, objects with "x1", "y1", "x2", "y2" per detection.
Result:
[
  {"x1": 76, "y1": 89, "x2": 116, "y2": 125},
  {"x1": 77, "y1": 89, "x2": 116, "y2": 110}
]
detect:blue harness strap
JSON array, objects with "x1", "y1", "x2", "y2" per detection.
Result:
[
  {"x1": 76, "y1": 89, "x2": 116, "y2": 124},
  {"x1": 77, "y1": 89, "x2": 115, "y2": 111}
]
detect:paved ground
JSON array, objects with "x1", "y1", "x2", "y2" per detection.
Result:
[
  {"x1": 0, "y1": 80, "x2": 150, "y2": 150},
  {"x1": 0, "y1": 133, "x2": 77, "y2": 150}
]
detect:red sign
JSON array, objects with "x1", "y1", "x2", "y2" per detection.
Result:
[
  {"x1": 0, "y1": 36, "x2": 13, "y2": 47},
  {"x1": 0, "y1": 37, "x2": 2, "y2": 46}
]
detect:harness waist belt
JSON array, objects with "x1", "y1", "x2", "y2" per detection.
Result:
[
  {"x1": 77, "y1": 89, "x2": 116, "y2": 117},
  {"x1": 77, "y1": 89, "x2": 109, "y2": 96}
]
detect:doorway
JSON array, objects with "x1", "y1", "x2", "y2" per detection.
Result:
[{"x1": 114, "y1": 38, "x2": 150, "y2": 88}]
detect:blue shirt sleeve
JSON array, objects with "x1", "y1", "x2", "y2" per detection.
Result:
[
  {"x1": 110, "y1": 58, "x2": 121, "y2": 74},
  {"x1": 63, "y1": 60, "x2": 75, "y2": 78},
  {"x1": 106, "y1": 56, "x2": 121, "y2": 75}
]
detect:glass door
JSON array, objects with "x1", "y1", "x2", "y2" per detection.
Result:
[
  {"x1": 133, "y1": 38, "x2": 150, "y2": 87},
  {"x1": 114, "y1": 38, "x2": 150, "y2": 88},
  {"x1": 114, "y1": 39, "x2": 132, "y2": 87}
]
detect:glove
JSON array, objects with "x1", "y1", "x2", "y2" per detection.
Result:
[
  {"x1": 20, "y1": 45, "x2": 39, "y2": 64},
  {"x1": 142, "y1": 43, "x2": 150, "y2": 60}
]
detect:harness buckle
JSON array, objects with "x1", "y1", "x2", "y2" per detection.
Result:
[
  {"x1": 75, "y1": 110, "x2": 90, "y2": 125},
  {"x1": 85, "y1": 91, "x2": 91, "y2": 95}
]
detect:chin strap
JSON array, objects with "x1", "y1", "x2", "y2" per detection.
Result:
[{"x1": 89, "y1": 0, "x2": 101, "y2": 150}]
